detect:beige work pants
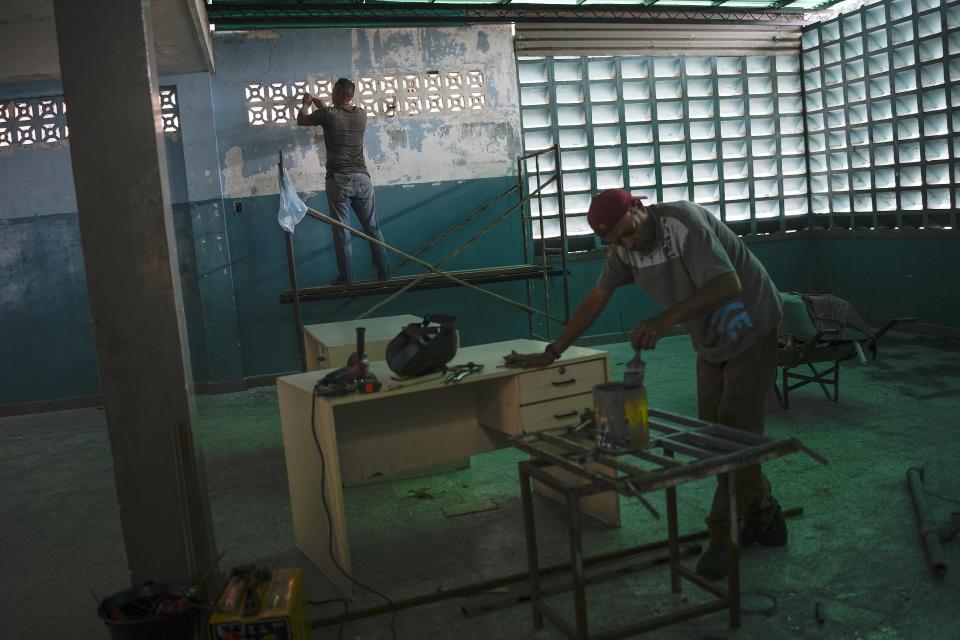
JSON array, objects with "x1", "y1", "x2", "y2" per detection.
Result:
[{"x1": 697, "y1": 327, "x2": 780, "y2": 544}]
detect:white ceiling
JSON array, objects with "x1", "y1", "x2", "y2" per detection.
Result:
[{"x1": 0, "y1": 0, "x2": 214, "y2": 87}]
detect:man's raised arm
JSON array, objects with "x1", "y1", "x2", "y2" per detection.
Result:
[{"x1": 296, "y1": 93, "x2": 326, "y2": 126}]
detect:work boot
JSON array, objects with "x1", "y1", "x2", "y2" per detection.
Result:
[
  {"x1": 330, "y1": 275, "x2": 352, "y2": 287},
  {"x1": 741, "y1": 506, "x2": 788, "y2": 547},
  {"x1": 695, "y1": 543, "x2": 728, "y2": 581}
]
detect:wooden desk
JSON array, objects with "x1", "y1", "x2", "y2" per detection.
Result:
[
  {"x1": 277, "y1": 339, "x2": 613, "y2": 596},
  {"x1": 302, "y1": 315, "x2": 421, "y2": 371}
]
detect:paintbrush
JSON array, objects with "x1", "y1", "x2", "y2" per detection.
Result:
[{"x1": 623, "y1": 349, "x2": 646, "y2": 384}]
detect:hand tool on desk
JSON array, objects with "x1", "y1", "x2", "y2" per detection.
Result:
[
  {"x1": 444, "y1": 362, "x2": 484, "y2": 384},
  {"x1": 315, "y1": 327, "x2": 382, "y2": 396},
  {"x1": 384, "y1": 370, "x2": 446, "y2": 391}
]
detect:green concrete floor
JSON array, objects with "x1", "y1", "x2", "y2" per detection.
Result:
[{"x1": 2, "y1": 333, "x2": 959, "y2": 639}]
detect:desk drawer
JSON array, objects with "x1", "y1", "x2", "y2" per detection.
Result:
[
  {"x1": 520, "y1": 393, "x2": 593, "y2": 433},
  {"x1": 518, "y1": 359, "x2": 605, "y2": 405}
]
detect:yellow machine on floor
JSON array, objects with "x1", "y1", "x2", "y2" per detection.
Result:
[{"x1": 207, "y1": 566, "x2": 309, "y2": 640}]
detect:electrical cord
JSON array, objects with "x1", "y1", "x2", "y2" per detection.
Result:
[
  {"x1": 311, "y1": 383, "x2": 398, "y2": 640},
  {"x1": 307, "y1": 598, "x2": 349, "y2": 640}
]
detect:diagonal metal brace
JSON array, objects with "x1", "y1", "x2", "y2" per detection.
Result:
[{"x1": 302, "y1": 206, "x2": 564, "y2": 323}]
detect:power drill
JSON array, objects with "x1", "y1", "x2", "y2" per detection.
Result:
[{"x1": 315, "y1": 327, "x2": 381, "y2": 396}]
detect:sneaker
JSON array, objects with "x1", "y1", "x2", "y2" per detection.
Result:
[
  {"x1": 741, "y1": 506, "x2": 788, "y2": 548},
  {"x1": 330, "y1": 275, "x2": 352, "y2": 287},
  {"x1": 695, "y1": 543, "x2": 728, "y2": 581}
]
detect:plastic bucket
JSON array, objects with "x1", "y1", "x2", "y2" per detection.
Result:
[{"x1": 97, "y1": 582, "x2": 197, "y2": 640}]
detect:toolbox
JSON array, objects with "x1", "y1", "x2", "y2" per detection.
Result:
[{"x1": 207, "y1": 567, "x2": 308, "y2": 640}]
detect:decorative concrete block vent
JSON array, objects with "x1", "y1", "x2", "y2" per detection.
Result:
[
  {"x1": 0, "y1": 87, "x2": 179, "y2": 148},
  {"x1": 244, "y1": 70, "x2": 486, "y2": 126}
]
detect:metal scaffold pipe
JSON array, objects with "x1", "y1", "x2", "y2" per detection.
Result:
[
  {"x1": 280, "y1": 152, "x2": 307, "y2": 372},
  {"x1": 302, "y1": 206, "x2": 564, "y2": 323},
  {"x1": 357, "y1": 175, "x2": 558, "y2": 320},
  {"x1": 394, "y1": 184, "x2": 519, "y2": 270}
]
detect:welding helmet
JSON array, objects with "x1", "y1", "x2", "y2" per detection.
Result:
[{"x1": 386, "y1": 314, "x2": 458, "y2": 377}]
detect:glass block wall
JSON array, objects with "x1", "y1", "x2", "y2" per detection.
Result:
[
  {"x1": 802, "y1": 0, "x2": 959, "y2": 230},
  {"x1": 516, "y1": 54, "x2": 810, "y2": 249}
]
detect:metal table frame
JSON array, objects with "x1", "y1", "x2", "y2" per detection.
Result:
[{"x1": 511, "y1": 409, "x2": 827, "y2": 639}]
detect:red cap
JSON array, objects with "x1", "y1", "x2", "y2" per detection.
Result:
[{"x1": 588, "y1": 189, "x2": 641, "y2": 236}]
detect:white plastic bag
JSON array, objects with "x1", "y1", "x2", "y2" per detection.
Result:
[{"x1": 277, "y1": 170, "x2": 308, "y2": 233}]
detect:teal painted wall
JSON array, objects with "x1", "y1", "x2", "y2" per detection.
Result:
[
  {"x1": 0, "y1": 82, "x2": 209, "y2": 405},
  {"x1": 808, "y1": 236, "x2": 959, "y2": 326},
  {"x1": 748, "y1": 236, "x2": 818, "y2": 296},
  {"x1": 0, "y1": 213, "x2": 99, "y2": 403},
  {"x1": 0, "y1": 204, "x2": 208, "y2": 406}
]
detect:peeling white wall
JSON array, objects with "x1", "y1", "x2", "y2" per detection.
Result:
[
  {"x1": 216, "y1": 25, "x2": 521, "y2": 199},
  {"x1": 356, "y1": 25, "x2": 521, "y2": 185},
  {"x1": 222, "y1": 142, "x2": 324, "y2": 201}
]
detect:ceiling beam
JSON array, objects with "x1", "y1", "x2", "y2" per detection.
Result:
[{"x1": 207, "y1": 2, "x2": 816, "y2": 28}]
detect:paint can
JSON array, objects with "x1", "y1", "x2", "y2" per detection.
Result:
[{"x1": 592, "y1": 381, "x2": 649, "y2": 452}]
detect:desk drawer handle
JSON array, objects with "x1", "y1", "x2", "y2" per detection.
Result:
[
  {"x1": 553, "y1": 410, "x2": 578, "y2": 420},
  {"x1": 551, "y1": 378, "x2": 576, "y2": 387}
]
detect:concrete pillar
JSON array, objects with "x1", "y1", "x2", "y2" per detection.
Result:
[{"x1": 52, "y1": 0, "x2": 218, "y2": 587}]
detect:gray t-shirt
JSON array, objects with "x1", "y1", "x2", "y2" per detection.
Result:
[
  {"x1": 597, "y1": 201, "x2": 782, "y2": 363},
  {"x1": 308, "y1": 105, "x2": 369, "y2": 178}
]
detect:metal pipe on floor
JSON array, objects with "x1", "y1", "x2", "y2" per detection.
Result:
[
  {"x1": 907, "y1": 466, "x2": 947, "y2": 577},
  {"x1": 461, "y1": 545, "x2": 701, "y2": 617},
  {"x1": 309, "y1": 507, "x2": 804, "y2": 628},
  {"x1": 310, "y1": 536, "x2": 697, "y2": 629}
]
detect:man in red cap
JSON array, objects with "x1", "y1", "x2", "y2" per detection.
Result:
[{"x1": 505, "y1": 189, "x2": 784, "y2": 581}]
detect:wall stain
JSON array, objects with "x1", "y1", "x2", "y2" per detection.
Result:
[
  {"x1": 220, "y1": 25, "x2": 519, "y2": 198},
  {"x1": 386, "y1": 126, "x2": 408, "y2": 147},
  {"x1": 354, "y1": 30, "x2": 373, "y2": 70},
  {"x1": 243, "y1": 30, "x2": 280, "y2": 40},
  {"x1": 421, "y1": 29, "x2": 467, "y2": 61},
  {"x1": 374, "y1": 31, "x2": 417, "y2": 67}
]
